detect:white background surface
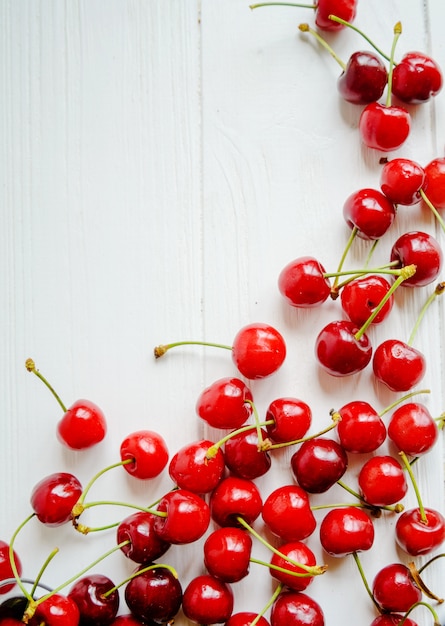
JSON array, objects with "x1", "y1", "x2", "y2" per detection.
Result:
[{"x1": 1, "y1": 1, "x2": 445, "y2": 625}]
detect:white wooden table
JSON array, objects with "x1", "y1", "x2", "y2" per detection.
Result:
[{"x1": 1, "y1": 2, "x2": 444, "y2": 625}]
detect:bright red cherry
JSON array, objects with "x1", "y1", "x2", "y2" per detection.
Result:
[
  {"x1": 168, "y1": 439, "x2": 225, "y2": 493},
  {"x1": 262, "y1": 485, "x2": 316, "y2": 542},
  {"x1": 265, "y1": 397, "x2": 312, "y2": 444},
  {"x1": 270, "y1": 591, "x2": 325, "y2": 626},
  {"x1": 336, "y1": 400, "x2": 386, "y2": 453},
  {"x1": 343, "y1": 188, "x2": 396, "y2": 239},
  {"x1": 372, "y1": 563, "x2": 422, "y2": 613},
  {"x1": 392, "y1": 51, "x2": 443, "y2": 103},
  {"x1": 390, "y1": 230, "x2": 443, "y2": 287},
  {"x1": 120, "y1": 430, "x2": 169, "y2": 479},
  {"x1": 372, "y1": 339, "x2": 426, "y2": 392},
  {"x1": 359, "y1": 102, "x2": 411, "y2": 152},
  {"x1": 319, "y1": 507, "x2": 375, "y2": 556},
  {"x1": 124, "y1": 565, "x2": 182, "y2": 624},
  {"x1": 231, "y1": 323, "x2": 286, "y2": 379},
  {"x1": 28, "y1": 594, "x2": 80, "y2": 626},
  {"x1": 314, "y1": 0, "x2": 357, "y2": 31},
  {"x1": 203, "y1": 527, "x2": 252, "y2": 582},
  {"x1": 116, "y1": 511, "x2": 170, "y2": 563},
  {"x1": 30, "y1": 472, "x2": 82, "y2": 526},
  {"x1": 278, "y1": 256, "x2": 331, "y2": 308},
  {"x1": 223, "y1": 427, "x2": 271, "y2": 480},
  {"x1": 340, "y1": 275, "x2": 394, "y2": 327},
  {"x1": 380, "y1": 158, "x2": 425, "y2": 205},
  {"x1": 57, "y1": 399, "x2": 107, "y2": 450},
  {"x1": 182, "y1": 575, "x2": 234, "y2": 625},
  {"x1": 370, "y1": 615, "x2": 418, "y2": 626},
  {"x1": 209, "y1": 476, "x2": 263, "y2": 528},
  {"x1": 0, "y1": 542, "x2": 22, "y2": 595},
  {"x1": 269, "y1": 541, "x2": 318, "y2": 591},
  {"x1": 358, "y1": 455, "x2": 407, "y2": 506},
  {"x1": 423, "y1": 157, "x2": 445, "y2": 208},
  {"x1": 395, "y1": 507, "x2": 445, "y2": 556},
  {"x1": 338, "y1": 51, "x2": 388, "y2": 104},
  {"x1": 195, "y1": 377, "x2": 253, "y2": 429},
  {"x1": 315, "y1": 320, "x2": 372, "y2": 377},
  {"x1": 291, "y1": 437, "x2": 348, "y2": 493},
  {"x1": 68, "y1": 574, "x2": 119, "y2": 625},
  {"x1": 388, "y1": 402, "x2": 439, "y2": 456},
  {"x1": 153, "y1": 489, "x2": 210, "y2": 544},
  {"x1": 225, "y1": 612, "x2": 270, "y2": 626}
]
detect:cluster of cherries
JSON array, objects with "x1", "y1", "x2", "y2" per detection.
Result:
[{"x1": 2, "y1": 1, "x2": 445, "y2": 625}]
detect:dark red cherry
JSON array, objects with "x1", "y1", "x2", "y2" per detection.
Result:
[
  {"x1": 340, "y1": 275, "x2": 394, "y2": 327},
  {"x1": 30, "y1": 472, "x2": 82, "y2": 526},
  {"x1": 358, "y1": 455, "x2": 407, "y2": 506},
  {"x1": 57, "y1": 398, "x2": 107, "y2": 450},
  {"x1": 278, "y1": 256, "x2": 331, "y2": 307},
  {"x1": 336, "y1": 400, "x2": 386, "y2": 453},
  {"x1": 116, "y1": 511, "x2": 170, "y2": 563},
  {"x1": 203, "y1": 527, "x2": 252, "y2": 582},
  {"x1": 110, "y1": 616, "x2": 150, "y2": 625},
  {"x1": 28, "y1": 594, "x2": 80, "y2": 626},
  {"x1": 372, "y1": 563, "x2": 422, "y2": 613},
  {"x1": 262, "y1": 485, "x2": 316, "y2": 542},
  {"x1": 225, "y1": 612, "x2": 270, "y2": 626},
  {"x1": 395, "y1": 507, "x2": 445, "y2": 556},
  {"x1": 120, "y1": 430, "x2": 169, "y2": 479},
  {"x1": 343, "y1": 188, "x2": 396, "y2": 239},
  {"x1": 372, "y1": 339, "x2": 426, "y2": 392},
  {"x1": 223, "y1": 427, "x2": 271, "y2": 480},
  {"x1": 380, "y1": 158, "x2": 425, "y2": 206},
  {"x1": 315, "y1": 320, "x2": 372, "y2": 377},
  {"x1": 0, "y1": 542, "x2": 22, "y2": 595},
  {"x1": 232, "y1": 323, "x2": 286, "y2": 379},
  {"x1": 319, "y1": 507, "x2": 375, "y2": 556},
  {"x1": 182, "y1": 575, "x2": 234, "y2": 625},
  {"x1": 423, "y1": 157, "x2": 445, "y2": 208},
  {"x1": 337, "y1": 51, "x2": 388, "y2": 104},
  {"x1": 265, "y1": 397, "x2": 312, "y2": 444},
  {"x1": 153, "y1": 489, "x2": 210, "y2": 544},
  {"x1": 209, "y1": 476, "x2": 263, "y2": 527},
  {"x1": 124, "y1": 564, "x2": 182, "y2": 624},
  {"x1": 195, "y1": 377, "x2": 253, "y2": 429},
  {"x1": 359, "y1": 102, "x2": 411, "y2": 152},
  {"x1": 390, "y1": 230, "x2": 443, "y2": 287},
  {"x1": 270, "y1": 591, "x2": 325, "y2": 626},
  {"x1": 315, "y1": 0, "x2": 357, "y2": 31},
  {"x1": 392, "y1": 51, "x2": 443, "y2": 103},
  {"x1": 68, "y1": 574, "x2": 119, "y2": 626},
  {"x1": 168, "y1": 438, "x2": 225, "y2": 493},
  {"x1": 388, "y1": 402, "x2": 439, "y2": 456},
  {"x1": 291, "y1": 437, "x2": 348, "y2": 493},
  {"x1": 269, "y1": 541, "x2": 317, "y2": 591}
]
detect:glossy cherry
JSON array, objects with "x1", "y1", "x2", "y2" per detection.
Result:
[
  {"x1": 359, "y1": 101, "x2": 411, "y2": 152},
  {"x1": 203, "y1": 527, "x2": 252, "y2": 582},
  {"x1": 278, "y1": 256, "x2": 331, "y2": 307},
  {"x1": 423, "y1": 156, "x2": 445, "y2": 209},
  {"x1": 270, "y1": 591, "x2": 325, "y2": 626},
  {"x1": 225, "y1": 612, "x2": 270, "y2": 626},
  {"x1": 338, "y1": 51, "x2": 388, "y2": 104},
  {"x1": 182, "y1": 575, "x2": 234, "y2": 625},
  {"x1": 390, "y1": 230, "x2": 443, "y2": 288},
  {"x1": 319, "y1": 507, "x2": 375, "y2": 556},
  {"x1": 315, "y1": 319, "x2": 372, "y2": 377},
  {"x1": 336, "y1": 400, "x2": 386, "y2": 453},
  {"x1": 57, "y1": 399, "x2": 107, "y2": 450},
  {"x1": 395, "y1": 507, "x2": 445, "y2": 556},
  {"x1": 209, "y1": 476, "x2": 263, "y2": 527},
  {"x1": 388, "y1": 402, "x2": 439, "y2": 456},
  {"x1": 124, "y1": 565, "x2": 182, "y2": 624},
  {"x1": 168, "y1": 439, "x2": 225, "y2": 493},
  {"x1": 28, "y1": 594, "x2": 80, "y2": 626},
  {"x1": 223, "y1": 427, "x2": 271, "y2": 480},
  {"x1": 392, "y1": 51, "x2": 443, "y2": 103},
  {"x1": 358, "y1": 455, "x2": 407, "y2": 506},
  {"x1": 116, "y1": 511, "x2": 170, "y2": 563},
  {"x1": 153, "y1": 489, "x2": 210, "y2": 544},
  {"x1": 120, "y1": 430, "x2": 169, "y2": 480},
  {"x1": 262, "y1": 484, "x2": 316, "y2": 542},
  {"x1": 269, "y1": 541, "x2": 318, "y2": 591},
  {"x1": 231, "y1": 323, "x2": 286, "y2": 379},
  {"x1": 0, "y1": 542, "x2": 22, "y2": 595},
  {"x1": 265, "y1": 397, "x2": 312, "y2": 444},
  {"x1": 380, "y1": 158, "x2": 425, "y2": 206},
  {"x1": 372, "y1": 339, "x2": 426, "y2": 392},
  {"x1": 372, "y1": 563, "x2": 422, "y2": 613},
  {"x1": 68, "y1": 574, "x2": 119, "y2": 625},
  {"x1": 291, "y1": 437, "x2": 348, "y2": 493},
  {"x1": 30, "y1": 472, "x2": 82, "y2": 526},
  {"x1": 340, "y1": 275, "x2": 394, "y2": 327},
  {"x1": 195, "y1": 377, "x2": 253, "y2": 429},
  {"x1": 342, "y1": 188, "x2": 396, "y2": 240}
]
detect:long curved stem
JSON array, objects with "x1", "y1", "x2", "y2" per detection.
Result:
[
  {"x1": 154, "y1": 340, "x2": 232, "y2": 358},
  {"x1": 407, "y1": 282, "x2": 445, "y2": 347}
]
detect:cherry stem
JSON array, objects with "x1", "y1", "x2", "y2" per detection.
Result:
[
  {"x1": 335, "y1": 480, "x2": 404, "y2": 513},
  {"x1": 236, "y1": 516, "x2": 327, "y2": 576},
  {"x1": 420, "y1": 189, "x2": 445, "y2": 234},
  {"x1": 355, "y1": 264, "x2": 416, "y2": 341},
  {"x1": 75, "y1": 459, "x2": 134, "y2": 511},
  {"x1": 249, "y1": 2, "x2": 316, "y2": 9},
  {"x1": 324, "y1": 260, "x2": 400, "y2": 279},
  {"x1": 265, "y1": 411, "x2": 340, "y2": 450},
  {"x1": 352, "y1": 551, "x2": 383, "y2": 612},
  {"x1": 250, "y1": 556, "x2": 324, "y2": 578},
  {"x1": 417, "y1": 552, "x2": 445, "y2": 575},
  {"x1": 378, "y1": 389, "x2": 431, "y2": 418},
  {"x1": 102, "y1": 563, "x2": 179, "y2": 597},
  {"x1": 8, "y1": 513, "x2": 37, "y2": 601},
  {"x1": 248, "y1": 399, "x2": 267, "y2": 449},
  {"x1": 399, "y1": 451, "x2": 427, "y2": 523},
  {"x1": 154, "y1": 340, "x2": 232, "y2": 358},
  {"x1": 407, "y1": 561, "x2": 444, "y2": 603},
  {"x1": 399, "y1": 600, "x2": 440, "y2": 625},
  {"x1": 332, "y1": 226, "x2": 358, "y2": 292},
  {"x1": 298, "y1": 23, "x2": 346, "y2": 70},
  {"x1": 385, "y1": 21, "x2": 402, "y2": 107},
  {"x1": 25, "y1": 358, "x2": 67, "y2": 413},
  {"x1": 73, "y1": 500, "x2": 167, "y2": 534},
  {"x1": 327, "y1": 15, "x2": 391, "y2": 63},
  {"x1": 407, "y1": 281, "x2": 445, "y2": 347},
  {"x1": 205, "y1": 419, "x2": 275, "y2": 459},
  {"x1": 30, "y1": 547, "x2": 59, "y2": 598},
  {"x1": 246, "y1": 583, "x2": 284, "y2": 626}
]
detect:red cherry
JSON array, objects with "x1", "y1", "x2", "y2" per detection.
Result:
[
  {"x1": 314, "y1": 0, "x2": 357, "y2": 31},
  {"x1": 232, "y1": 323, "x2": 286, "y2": 379},
  {"x1": 423, "y1": 157, "x2": 445, "y2": 209},
  {"x1": 124, "y1": 565, "x2": 182, "y2": 624},
  {"x1": 265, "y1": 397, "x2": 312, "y2": 444},
  {"x1": 372, "y1": 339, "x2": 426, "y2": 392},
  {"x1": 262, "y1": 485, "x2": 316, "y2": 542},
  {"x1": 342, "y1": 188, "x2": 396, "y2": 240},
  {"x1": 270, "y1": 591, "x2": 325, "y2": 626},
  {"x1": 223, "y1": 427, "x2": 271, "y2": 480},
  {"x1": 203, "y1": 527, "x2": 252, "y2": 582},
  {"x1": 116, "y1": 511, "x2": 170, "y2": 563},
  {"x1": 278, "y1": 256, "x2": 331, "y2": 308},
  {"x1": 359, "y1": 102, "x2": 411, "y2": 152},
  {"x1": 209, "y1": 476, "x2": 263, "y2": 528},
  {"x1": 225, "y1": 612, "x2": 270, "y2": 626},
  {"x1": 110, "y1": 616, "x2": 149, "y2": 625},
  {"x1": 168, "y1": 439, "x2": 225, "y2": 493},
  {"x1": 28, "y1": 594, "x2": 80, "y2": 626},
  {"x1": 392, "y1": 51, "x2": 443, "y2": 104},
  {"x1": 380, "y1": 158, "x2": 425, "y2": 206},
  {"x1": 390, "y1": 230, "x2": 443, "y2": 287},
  {"x1": 0, "y1": 542, "x2": 22, "y2": 595},
  {"x1": 182, "y1": 575, "x2": 234, "y2": 625},
  {"x1": 372, "y1": 563, "x2": 422, "y2": 613},
  {"x1": 319, "y1": 507, "x2": 375, "y2": 556},
  {"x1": 68, "y1": 574, "x2": 119, "y2": 625},
  {"x1": 337, "y1": 51, "x2": 388, "y2": 104},
  {"x1": 370, "y1": 615, "x2": 418, "y2": 626},
  {"x1": 120, "y1": 430, "x2": 169, "y2": 479},
  {"x1": 57, "y1": 399, "x2": 107, "y2": 450},
  {"x1": 195, "y1": 377, "x2": 253, "y2": 429},
  {"x1": 291, "y1": 437, "x2": 348, "y2": 493},
  {"x1": 30, "y1": 472, "x2": 82, "y2": 526},
  {"x1": 153, "y1": 489, "x2": 210, "y2": 544},
  {"x1": 388, "y1": 402, "x2": 439, "y2": 456},
  {"x1": 358, "y1": 455, "x2": 407, "y2": 506},
  {"x1": 315, "y1": 319, "x2": 372, "y2": 377},
  {"x1": 269, "y1": 541, "x2": 317, "y2": 591},
  {"x1": 336, "y1": 400, "x2": 386, "y2": 453},
  {"x1": 340, "y1": 275, "x2": 394, "y2": 327},
  {"x1": 395, "y1": 507, "x2": 445, "y2": 556}
]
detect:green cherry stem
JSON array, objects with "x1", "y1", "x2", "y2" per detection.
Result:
[
  {"x1": 30, "y1": 547, "x2": 59, "y2": 598},
  {"x1": 205, "y1": 419, "x2": 275, "y2": 459},
  {"x1": 250, "y1": 2, "x2": 316, "y2": 9},
  {"x1": 352, "y1": 551, "x2": 383, "y2": 612},
  {"x1": 327, "y1": 14, "x2": 392, "y2": 62},
  {"x1": 385, "y1": 22, "x2": 402, "y2": 107},
  {"x1": 407, "y1": 281, "x2": 445, "y2": 347},
  {"x1": 154, "y1": 340, "x2": 232, "y2": 359},
  {"x1": 249, "y1": 583, "x2": 284, "y2": 626},
  {"x1": 298, "y1": 23, "x2": 346, "y2": 69},
  {"x1": 399, "y1": 601, "x2": 440, "y2": 625},
  {"x1": 25, "y1": 358, "x2": 67, "y2": 412},
  {"x1": 399, "y1": 451, "x2": 427, "y2": 523},
  {"x1": 102, "y1": 563, "x2": 179, "y2": 598},
  {"x1": 378, "y1": 389, "x2": 431, "y2": 418},
  {"x1": 264, "y1": 411, "x2": 340, "y2": 451},
  {"x1": 331, "y1": 226, "x2": 358, "y2": 293},
  {"x1": 420, "y1": 189, "x2": 445, "y2": 234},
  {"x1": 8, "y1": 513, "x2": 36, "y2": 601},
  {"x1": 335, "y1": 480, "x2": 404, "y2": 514}
]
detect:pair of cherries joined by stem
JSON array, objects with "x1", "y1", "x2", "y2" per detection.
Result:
[{"x1": 249, "y1": 0, "x2": 358, "y2": 33}]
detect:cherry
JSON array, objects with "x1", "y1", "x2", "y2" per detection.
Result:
[
  {"x1": 370, "y1": 616, "x2": 418, "y2": 626},
  {"x1": 372, "y1": 339, "x2": 426, "y2": 392},
  {"x1": 340, "y1": 275, "x2": 394, "y2": 327},
  {"x1": 262, "y1": 484, "x2": 316, "y2": 542},
  {"x1": 337, "y1": 51, "x2": 388, "y2": 104},
  {"x1": 68, "y1": 574, "x2": 119, "y2": 625},
  {"x1": 395, "y1": 507, "x2": 445, "y2": 556},
  {"x1": 30, "y1": 472, "x2": 82, "y2": 526},
  {"x1": 358, "y1": 455, "x2": 407, "y2": 506},
  {"x1": 380, "y1": 158, "x2": 425, "y2": 206},
  {"x1": 223, "y1": 427, "x2": 271, "y2": 480},
  {"x1": 319, "y1": 507, "x2": 375, "y2": 556},
  {"x1": 225, "y1": 612, "x2": 270, "y2": 626},
  {"x1": 203, "y1": 527, "x2": 252, "y2": 582},
  {"x1": 390, "y1": 231, "x2": 443, "y2": 288},
  {"x1": 265, "y1": 397, "x2": 312, "y2": 444},
  {"x1": 270, "y1": 591, "x2": 325, "y2": 626},
  {"x1": 116, "y1": 511, "x2": 171, "y2": 564},
  {"x1": 388, "y1": 402, "x2": 439, "y2": 456},
  {"x1": 119, "y1": 430, "x2": 169, "y2": 480},
  {"x1": 315, "y1": 319, "x2": 372, "y2": 377},
  {"x1": 27, "y1": 594, "x2": 80, "y2": 626},
  {"x1": 359, "y1": 101, "x2": 411, "y2": 152},
  {"x1": 278, "y1": 256, "x2": 331, "y2": 308},
  {"x1": 0, "y1": 542, "x2": 22, "y2": 595},
  {"x1": 336, "y1": 401, "x2": 386, "y2": 454},
  {"x1": 110, "y1": 617, "x2": 150, "y2": 625},
  {"x1": 250, "y1": 0, "x2": 357, "y2": 33},
  {"x1": 182, "y1": 574, "x2": 234, "y2": 625},
  {"x1": 372, "y1": 563, "x2": 422, "y2": 613},
  {"x1": 342, "y1": 188, "x2": 396, "y2": 240},
  {"x1": 269, "y1": 541, "x2": 318, "y2": 591},
  {"x1": 422, "y1": 157, "x2": 445, "y2": 208},
  {"x1": 392, "y1": 51, "x2": 443, "y2": 104},
  {"x1": 291, "y1": 437, "x2": 348, "y2": 493},
  {"x1": 124, "y1": 564, "x2": 182, "y2": 624},
  {"x1": 0, "y1": 597, "x2": 29, "y2": 620},
  {"x1": 195, "y1": 377, "x2": 253, "y2": 429},
  {"x1": 168, "y1": 439, "x2": 225, "y2": 493},
  {"x1": 153, "y1": 488, "x2": 210, "y2": 544},
  {"x1": 209, "y1": 476, "x2": 263, "y2": 527}
]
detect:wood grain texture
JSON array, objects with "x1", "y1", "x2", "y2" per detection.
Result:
[{"x1": 1, "y1": 2, "x2": 444, "y2": 624}]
